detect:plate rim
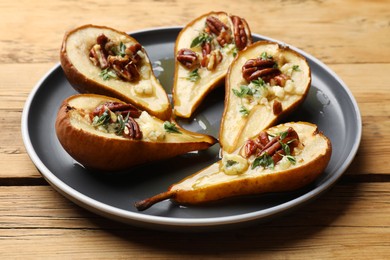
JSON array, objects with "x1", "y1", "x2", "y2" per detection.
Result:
[{"x1": 21, "y1": 26, "x2": 362, "y2": 229}]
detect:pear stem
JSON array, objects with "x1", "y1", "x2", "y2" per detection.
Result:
[{"x1": 134, "y1": 190, "x2": 175, "y2": 211}]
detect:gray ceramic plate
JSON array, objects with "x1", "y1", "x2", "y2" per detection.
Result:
[{"x1": 22, "y1": 27, "x2": 361, "y2": 231}]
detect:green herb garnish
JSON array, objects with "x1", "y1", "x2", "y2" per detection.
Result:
[
  {"x1": 110, "y1": 42, "x2": 127, "y2": 57},
  {"x1": 279, "y1": 130, "x2": 289, "y2": 140},
  {"x1": 252, "y1": 152, "x2": 274, "y2": 169},
  {"x1": 286, "y1": 155, "x2": 296, "y2": 164},
  {"x1": 114, "y1": 113, "x2": 130, "y2": 135},
  {"x1": 232, "y1": 46, "x2": 238, "y2": 57},
  {"x1": 292, "y1": 65, "x2": 300, "y2": 71},
  {"x1": 92, "y1": 109, "x2": 111, "y2": 126},
  {"x1": 190, "y1": 33, "x2": 212, "y2": 48},
  {"x1": 226, "y1": 160, "x2": 238, "y2": 167},
  {"x1": 260, "y1": 51, "x2": 272, "y2": 60},
  {"x1": 100, "y1": 68, "x2": 117, "y2": 80},
  {"x1": 163, "y1": 121, "x2": 182, "y2": 134},
  {"x1": 232, "y1": 85, "x2": 253, "y2": 98},
  {"x1": 118, "y1": 42, "x2": 126, "y2": 57},
  {"x1": 278, "y1": 137, "x2": 298, "y2": 165},
  {"x1": 251, "y1": 78, "x2": 266, "y2": 88},
  {"x1": 239, "y1": 106, "x2": 250, "y2": 117},
  {"x1": 187, "y1": 68, "x2": 200, "y2": 82},
  {"x1": 279, "y1": 141, "x2": 291, "y2": 156}
]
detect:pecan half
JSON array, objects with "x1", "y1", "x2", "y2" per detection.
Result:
[
  {"x1": 106, "y1": 102, "x2": 142, "y2": 118},
  {"x1": 177, "y1": 48, "x2": 199, "y2": 69},
  {"x1": 92, "y1": 102, "x2": 142, "y2": 119},
  {"x1": 244, "y1": 127, "x2": 300, "y2": 163},
  {"x1": 242, "y1": 58, "x2": 281, "y2": 82},
  {"x1": 205, "y1": 16, "x2": 229, "y2": 35},
  {"x1": 124, "y1": 117, "x2": 142, "y2": 140},
  {"x1": 244, "y1": 131, "x2": 270, "y2": 156},
  {"x1": 205, "y1": 16, "x2": 232, "y2": 46},
  {"x1": 231, "y1": 15, "x2": 248, "y2": 50}
]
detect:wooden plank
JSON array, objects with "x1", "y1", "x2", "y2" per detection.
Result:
[
  {"x1": 0, "y1": 0, "x2": 389, "y2": 259},
  {"x1": 0, "y1": 183, "x2": 389, "y2": 258},
  {"x1": 330, "y1": 63, "x2": 390, "y2": 174},
  {"x1": 0, "y1": 0, "x2": 388, "y2": 64}
]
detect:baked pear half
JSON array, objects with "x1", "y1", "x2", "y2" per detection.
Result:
[
  {"x1": 173, "y1": 11, "x2": 252, "y2": 118},
  {"x1": 60, "y1": 24, "x2": 171, "y2": 120},
  {"x1": 220, "y1": 41, "x2": 311, "y2": 153},
  {"x1": 135, "y1": 122, "x2": 331, "y2": 210},
  {"x1": 55, "y1": 94, "x2": 217, "y2": 171}
]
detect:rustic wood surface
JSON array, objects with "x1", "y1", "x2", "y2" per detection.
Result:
[{"x1": 1, "y1": 0, "x2": 389, "y2": 258}]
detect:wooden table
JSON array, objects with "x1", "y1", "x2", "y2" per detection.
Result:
[{"x1": 1, "y1": 0, "x2": 389, "y2": 258}]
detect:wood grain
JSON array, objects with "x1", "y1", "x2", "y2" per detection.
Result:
[
  {"x1": 0, "y1": 0, "x2": 389, "y2": 64},
  {"x1": 0, "y1": 183, "x2": 389, "y2": 258},
  {"x1": 0, "y1": 0, "x2": 389, "y2": 258}
]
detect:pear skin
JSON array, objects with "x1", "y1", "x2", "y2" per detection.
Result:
[{"x1": 55, "y1": 94, "x2": 217, "y2": 171}]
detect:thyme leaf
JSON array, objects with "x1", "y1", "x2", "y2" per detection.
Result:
[
  {"x1": 232, "y1": 85, "x2": 253, "y2": 98},
  {"x1": 232, "y1": 45, "x2": 238, "y2": 57},
  {"x1": 100, "y1": 68, "x2": 117, "y2": 80},
  {"x1": 163, "y1": 121, "x2": 182, "y2": 134},
  {"x1": 187, "y1": 68, "x2": 200, "y2": 82},
  {"x1": 252, "y1": 152, "x2": 274, "y2": 169},
  {"x1": 260, "y1": 51, "x2": 272, "y2": 60},
  {"x1": 286, "y1": 155, "x2": 296, "y2": 164},
  {"x1": 279, "y1": 130, "x2": 289, "y2": 140},
  {"x1": 239, "y1": 106, "x2": 250, "y2": 117},
  {"x1": 119, "y1": 42, "x2": 126, "y2": 57},
  {"x1": 114, "y1": 113, "x2": 130, "y2": 135},
  {"x1": 292, "y1": 65, "x2": 300, "y2": 71},
  {"x1": 190, "y1": 33, "x2": 212, "y2": 48},
  {"x1": 92, "y1": 109, "x2": 111, "y2": 126},
  {"x1": 279, "y1": 141, "x2": 291, "y2": 155},
  {"x1": 251, "y1": 78, "x2": 266, "y2": 88}
]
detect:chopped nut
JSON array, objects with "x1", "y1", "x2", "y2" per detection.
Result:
[{"x1": 201, "y1": 49, "x2": 223, "y2": 70}]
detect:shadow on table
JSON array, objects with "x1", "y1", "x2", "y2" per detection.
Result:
[{"x1": 85, "y1": 176, "x2": 362, "y2": 257}]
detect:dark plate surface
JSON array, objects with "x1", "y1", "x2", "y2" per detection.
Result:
[{"x1": 22, "y1": 27, "x2": 361, "y2": 231}]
